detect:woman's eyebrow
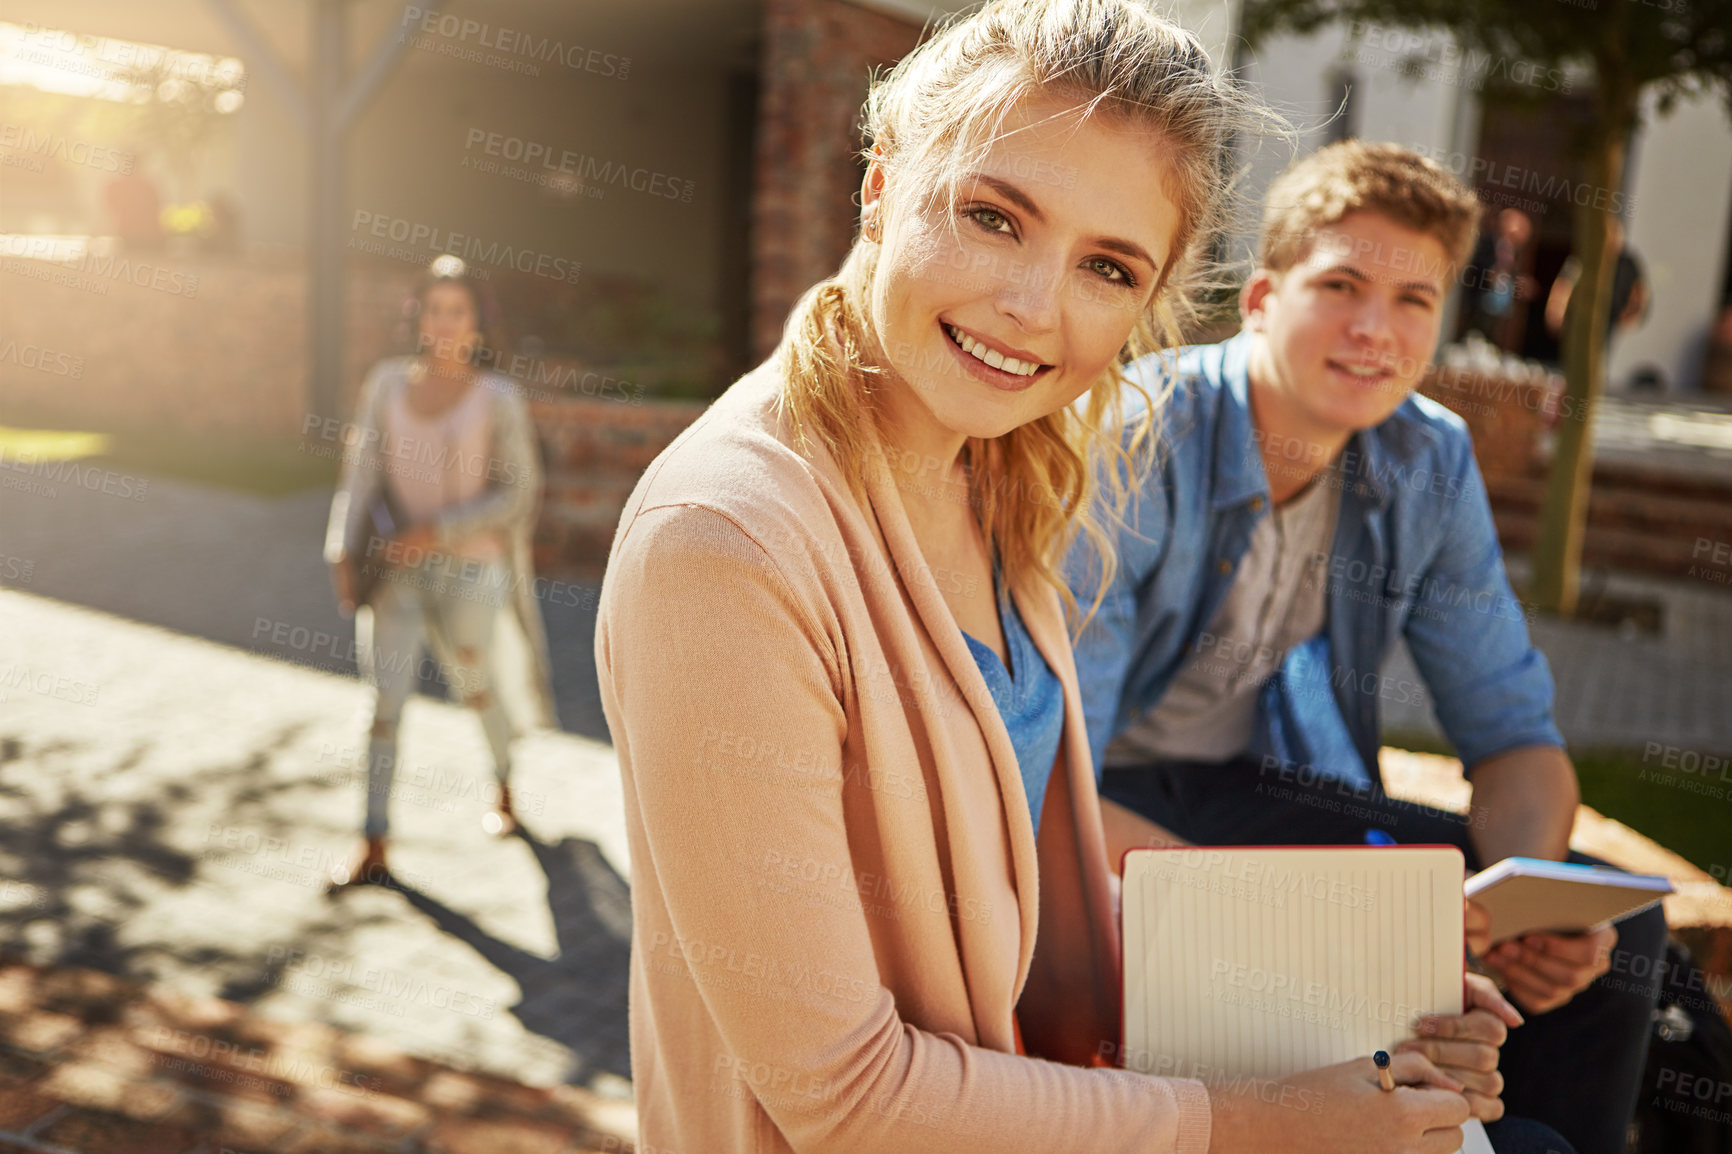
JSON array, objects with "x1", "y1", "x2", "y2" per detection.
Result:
[
  {"x1": 973, "y1": 174, "x2": 1046, "y2": 221},
  {"x1": 971, "y1": 173, "x2": 1161, "y2": 272},
  {"x1": 1094, "y1": 235, "x2": 1160, "y2": 272}
]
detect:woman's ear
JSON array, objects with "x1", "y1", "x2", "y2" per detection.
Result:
[
  {"x1": 1240, "y1": 268, "x2": 1278, "y2": 332},
  {"x1": 860, "y1": 150, "x2": 887, "y2": 241}
]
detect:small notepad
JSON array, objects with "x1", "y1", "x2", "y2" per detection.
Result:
[
  {"x1": 1123, "y1": 846, "x2": 1488, "y2": 1153},
  {"x1": 1464, "y1": 857, "x2": 1672, "y2": 944}
]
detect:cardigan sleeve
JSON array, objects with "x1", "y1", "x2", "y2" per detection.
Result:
[
  {"x1": 599, "y1": 502, "x2": 1212, "y2": 1154},
  {"x1": 323, "y1": 359, "x2": 393, "y2": 566}
]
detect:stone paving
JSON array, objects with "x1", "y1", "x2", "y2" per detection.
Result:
[
  {"x1": 0, "y1": 959, "x2": 637, "y2": 1153},
  {"x1": 0, "y1": 583, "x2": 633, "y2": 1101},
  {"x1": 1382, "y1": 560, "x2": 1732, "y2": 752}
]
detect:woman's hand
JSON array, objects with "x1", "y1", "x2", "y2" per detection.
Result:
[
  {"x1": 1395, "y1": 973, "x2": 1523, "y2": 1122},
  {"x1": 330, "y1": 559, "x2": 358, "y2": 618},
  {"x1": 1207, "y1": 1051, "x2": 1471, "y2": 1154},
  {"x1": 390, "y1": 523, "x2": 439, "y2": 561}
]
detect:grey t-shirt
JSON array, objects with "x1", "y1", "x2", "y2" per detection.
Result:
[{"x1": 1105, "y1": 459, "x2": 1340, "y2": 767}]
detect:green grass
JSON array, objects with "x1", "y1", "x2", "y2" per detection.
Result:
[
  {"x1": 0, "y1": 422, "x2": 339, "y2": 497},
  {"x1": 1384, "y1": 729, "x2": 1731, "y2": 875}
]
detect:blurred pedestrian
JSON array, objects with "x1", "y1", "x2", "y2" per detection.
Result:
[
  {"x1": 1545, "y1": 217, "x2": 1650, "y2": 351},
  {"x1": 323, "y1": 256, "x2": 557, "y2": 889},
  {"x1": 103, "y1": 164, "x2": 164, "y2": 249},
  {"x1": 1461, "y1": 206, "x2": 1537, "y2": 352}
]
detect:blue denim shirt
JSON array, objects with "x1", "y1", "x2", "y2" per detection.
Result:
[{"x1": 1067, "y1": 332, "x2": 1564, "y2": 787}]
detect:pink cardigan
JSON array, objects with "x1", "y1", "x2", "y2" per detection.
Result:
[{"x1": 596, "y1": 366, "x2": 1212, "y2": 1153}]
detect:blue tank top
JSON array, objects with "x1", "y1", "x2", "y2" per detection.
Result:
[{"x1": 961, "y1": 579, "x2": 1065, "y2": 836}]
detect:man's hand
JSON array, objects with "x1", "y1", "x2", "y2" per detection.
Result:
[
  {"x1": 1395, "y1": 973, "x2": 1523, "y2": 1122},
  {"x1": 1465, "y1": 899, "x2": 1492, "y2": 959},
  {"x1": 1482, "y1": 926, "x2": 1615, "y2": 1015}
]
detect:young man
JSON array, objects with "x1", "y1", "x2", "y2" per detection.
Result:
[{"x1": 1069, "y1": 141, "x2": 1665, "y2": 1154}]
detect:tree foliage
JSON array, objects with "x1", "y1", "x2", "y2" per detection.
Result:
[{"x1": 1241, "y1": 0, "x2": 1732, "y2": 616}]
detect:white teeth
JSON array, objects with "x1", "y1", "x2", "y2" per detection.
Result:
[{"x1": 945, "y1": 325, "x2": 1041, "y2": 377}]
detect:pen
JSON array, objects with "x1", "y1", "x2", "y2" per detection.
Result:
[{"x1": 1373, "y1": 1050, "x2": 1395, "y2": 1091}]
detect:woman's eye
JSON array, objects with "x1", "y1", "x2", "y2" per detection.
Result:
[
  {"x1": 966, "y1": 206, "x2": 1013, "y2": 235},
  {"x1": 1085, "y1": 257, "x2": 1134, "y2": 286}
]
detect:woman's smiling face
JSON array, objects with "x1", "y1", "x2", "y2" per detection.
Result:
[{"x1": 863, "y1": 91, "x2": 1184, "y2": 445}]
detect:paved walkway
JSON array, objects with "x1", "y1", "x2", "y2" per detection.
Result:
[
  {"x1": 1593, "y1": 393, "x2": 1732, "y2": 480},
  {"x1": 1382, "y1": 560, "x2": 1732, "y2": 752},
  {"x1": 0, "y1": 958, "x2": 637, "y2": 1153},
  {"x1": 0, "y1": 581, "x2": 632, "y2": 1099}
]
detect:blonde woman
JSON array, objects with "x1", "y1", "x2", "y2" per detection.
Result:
[{"x1": 598, "y1": 2, "x2": 1492, "y2": 1150}]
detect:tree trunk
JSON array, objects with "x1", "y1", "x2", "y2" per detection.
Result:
[{"x1": 1528, "y1": 92, "x2": 1633, "y2": 617}]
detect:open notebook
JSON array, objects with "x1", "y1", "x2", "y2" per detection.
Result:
[{"x1": 1122, "y1": 846, "x2": 1492, "y2": 1154}]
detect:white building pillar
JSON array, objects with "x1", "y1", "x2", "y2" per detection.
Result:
[{"x1": 1608, "y1": 91, "x2": 1732, "y2": 395}]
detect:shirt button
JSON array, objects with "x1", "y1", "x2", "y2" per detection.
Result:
[
  {"x1": 1217, "y1": 560, "x2": 1232, "y2": 575},
  {"x1": 1249, "y1": 497, "x2": 1265, "y2": 512}
]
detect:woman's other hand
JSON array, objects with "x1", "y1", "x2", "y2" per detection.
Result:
[
  {"x1": 330, "y1": 559, "x2": 358, "y2": 618},
  {"x1": 390, "y1": 523, "x2": 439, "y2": 561},
  {"x1": 1396, "y1": 973, "x2": 1523, "y2": 1122}
]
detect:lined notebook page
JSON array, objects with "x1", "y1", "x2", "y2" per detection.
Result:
[{"x1": 1123, "y1": 847, "x2": 1464, "y2": 1080}]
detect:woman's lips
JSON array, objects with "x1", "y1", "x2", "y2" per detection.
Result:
[{"x1": 940, "y1": 321, "x2": 1051, "y2": 392}]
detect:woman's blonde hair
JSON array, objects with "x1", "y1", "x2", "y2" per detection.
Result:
[{"x1": 776, "y1": 0, "x2": 1273, "y2": 628}]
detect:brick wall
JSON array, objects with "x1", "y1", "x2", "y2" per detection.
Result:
[
  {"x1": 1420, "y1": 364, "x2": 1732, "y2": 577},
  {"x1": 529, "y1": 396, "x2": 707, "y2": 580},
  {"x1": 0, "y1": 250, "x2": 414, "y2": 437},
  {"x1": 1418, "y1": 363, "x2": 1559, "y2": 482},
  {"x1": 750, "y1": 0, "x2": 924, "y2": 361}
]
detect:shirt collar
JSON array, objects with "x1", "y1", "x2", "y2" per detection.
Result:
[{"x1": 1210, "y1": 331, "x2": 1272, "y2": 511}]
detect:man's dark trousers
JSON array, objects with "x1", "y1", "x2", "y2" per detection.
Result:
[{"x1": 1101, "y1": 757, "x2": 1667, "y2": 1154}]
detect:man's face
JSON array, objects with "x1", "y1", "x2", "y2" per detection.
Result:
[{"x1": 1244, "y1": 210, "x2": 1451, "y2": 441}]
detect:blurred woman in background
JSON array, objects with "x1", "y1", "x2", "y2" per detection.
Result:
[{"x1": 324, "y1": 255, "x2": 556, "y2": 888}]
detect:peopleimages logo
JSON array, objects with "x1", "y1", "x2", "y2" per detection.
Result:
[
  {"x1": 348, "y1": 211, "x2": 582, "y2": 285},
  {"x1": 463, "y1": 129, "x2": 696, "y2": 203},
  {"x1": 0, "y1": 336, "x2": 83, "y2": 377},
  {"x1": 0, "y1": 124, "x2": 133, "y2": 173},
  {"x1": 398, "y1": 7, "x2": 630, "y2": 79}
]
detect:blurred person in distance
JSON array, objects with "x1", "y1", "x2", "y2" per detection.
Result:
[
  {"x1": 1544, "y1": 217, "x2": 1650, "y2": 352},
  {"x1": 1461, "y1": 207, "x2": 1538, "y2": 353},
  {"x1": 322, "y1": 256, "x2": 557, "y2": 888}
]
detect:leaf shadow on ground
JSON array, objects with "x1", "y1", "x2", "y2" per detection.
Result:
[{"x1": 0, "y1": 723, "x2": 631, "y2": 1090}]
